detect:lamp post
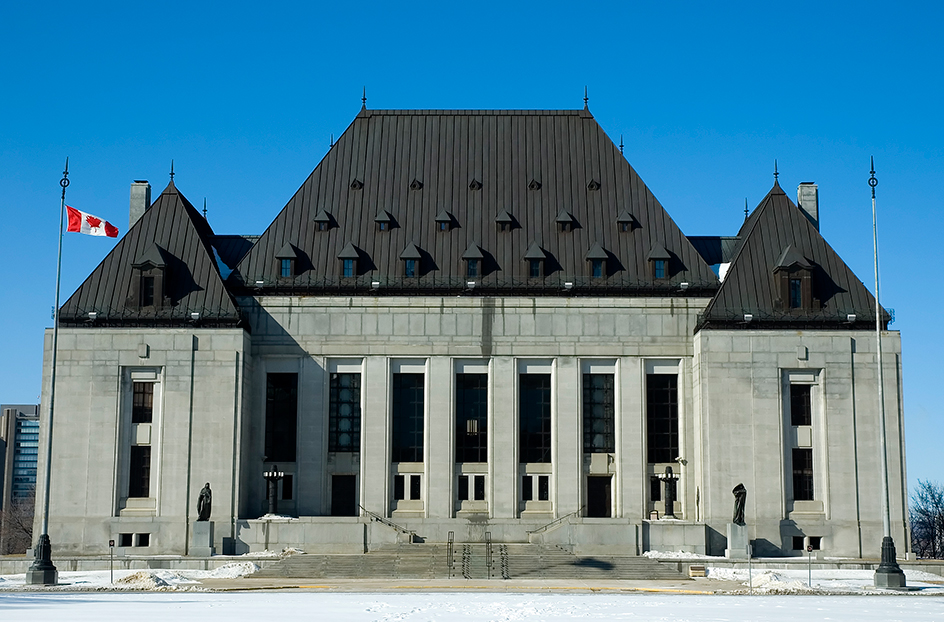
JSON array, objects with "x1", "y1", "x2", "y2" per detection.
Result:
[
  {"x1": 263, "y1": 466, "x2": 284, "y2": 516},
  {"x1": 869, "y1": 159, "x2": 906, "y2": 589}
]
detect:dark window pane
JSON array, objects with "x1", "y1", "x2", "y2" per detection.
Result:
[
  {"x1": 342, "y1": 259, "x2": 355, "y2": 277},
  {"x1": 140, "y1": 276, "x2": 155, "y2": 306},
  {"x1": 282, "y1": 473, "x2": 293, "y2": 500},
  {"x1": 405, "y1": 259, "x2": 416, "y2": 277},
  {"x1": 789, "y1": 278, "x2": 802, "y2": 308},
  {"x1": 467, "y1": 260, "x2": 479, "y2": 277},
  {"x1": 458, "y1": 476, "x2": 469, "y2": 501},
  {"x1": 790, "y1": 385, "x2": 812, "y2": 426},
  {"x1": 793, "y1": 448, "x2": 814, "y2": 500},
  {"x1": 280, "y1": 259, "x2": 293, "y2": 277},
  {"x1": 793, "y1": 536, "x2": 804, "y2": 550},
  {"x1": 654, "y1": 260, "x2": 666, "y2": 279},
  {"x1": 519, "y1": 374, "x2": 552, "y2": 463},
  {"x1": 809, "y1": 536, "x2": 821, "y2": 550},
  {"x1": 137, "y1": 533, "x2": 150, "y2": 547},
  {"x1": 329, "y1": 373, "x2": 361, "y2": 452},
  {"x1": 456, "y1": 373, "x2": 488, "y2": 463},
  {"x1": 646, "y1": 374, "x2": 678, "y2": 463},
  {"x1": 538, "y1": 475, "x2": 549, "y2": 501},
  {"x1": 265, "y1": 373, "x2": 298, "y2": 462},
  {"x1": 132, "y1": 382, "x2": 153, "y2": 424},
  {"x1": 394, "y1": 475, "x2": 405, "y2": 500},
  {"x1": 591, "y1": 259, "x2": 603, "y2": 278},
  {"x1": 119, "y1": 533, "x2": 133, "y2": 547},
  {"x1": 474, "y1": 475, "x2": 485, "y2": 501},
  {"x1": 128, "y1": 445, "x2": 151, "y2": 498},
  {"x1": 392, "y1": 373, "x2": 424, "y2": 462},
  {"x1": 522, "y1": 475, "x2": 533, "y2": 501},
  {"x1": 529, "y1": 260, "x2": 541, "y2": 278},
  {"x1": 583, "y1": 374, "x2": 615, "y2": 453},
  {"x1": 410, "y1": 474, "x2": 421, "y2": 500},
  {"x1": 650, "y1": 476, "x2": 662, "y2": 501}
]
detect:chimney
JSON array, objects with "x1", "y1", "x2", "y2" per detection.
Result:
[
  {"x1": 797, "y1": 182, "x2": 819, "y2": 230},
  {"x1": 129, "y1": 180, "x2": 151, "y2": 229}
]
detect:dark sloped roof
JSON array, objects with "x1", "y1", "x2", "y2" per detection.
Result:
[
  {"x1": 211, "y1": 234, "x2": 258, "y2": 271},
  {"x1": 230, "y1": 109, "x2": 718, "y2": 295},
  {"x1": 687, "y1": 235, "x2": 740, "y2": 266},
  {"x1": 59, "y1": 180, "x2": 243, "y2": 327},
  {"x1": 698, "y1": 181, "x2": 888, "y2": 329}
]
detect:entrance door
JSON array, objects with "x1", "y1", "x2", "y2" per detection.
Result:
[
  {"x1": 331, "y1": 474, "x2": 357, "y2": 516},
  {"x1": 587, "y1": 476, "x2": 612, "y2": 518}
]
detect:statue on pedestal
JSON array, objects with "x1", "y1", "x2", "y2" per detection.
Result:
[
  {"x1": 197, "y1": 483, "x2": 212, "y2": 521},
  {"x1": 732, "y1": 483, "x2": 747, "y2": 526}
]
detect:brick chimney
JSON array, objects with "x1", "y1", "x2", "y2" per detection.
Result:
[
  {"x1": 797, "y1": 182, "x2": 819, "y2": 230},
  {"x1": 129, "y1": 180, "x2": 151, "y2": 229}
]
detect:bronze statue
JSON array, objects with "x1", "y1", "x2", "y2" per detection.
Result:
[
  {"x1": 197, "y1": 483, "x2": 212, "y2": 521},
  {"x1": 732, "y1": 483, "x2": 747, "y2": 525}
]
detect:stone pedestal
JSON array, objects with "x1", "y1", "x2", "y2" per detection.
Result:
[
  {"x1": 725, "y1": 522, "x2": 750, "y2": 559},
  {"x1": 191, "y1": 521, "x2": 215, "y2": 557}
]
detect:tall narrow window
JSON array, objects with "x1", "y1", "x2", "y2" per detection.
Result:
[
  {"x1": 404, "y1": 259, "x2": 417, "y2": 278},
  {"x1": 329, "y1": 373, "x2": 361, "y2": 452},
  {"x1": 789, "y1": 278, "x2": 802, "y2": 308},
  {"x1": 456, "y1": 373, "x2": 488, "y2": 462},
  {"x1": 583, "y1": 374, "x2": 615, "y2": 453},
  {"x1": 790, "y1": 385, "x2": 812, "y2": 426},
  {"x1": 646, "y1": 374, "x2": 678, "y2": 463},
  {"x1": 128, "y1": 446, "x2": 151, "y2": 498},
  {"x1": 654, "y1": 260, "x2": 667, "y2": 279},
  {"x1": 140, "y1": 276, "x2": 155, "y2": 306},
  {"x1": 466, "y1": 259, "x2": 479, "y2": 278},
  {"x1": 265, "y1": 373, "x2": 298, "y2": 462},
  {"x1": 342, "y1": 259, "x2": 355, "y2": 277},
  {"x1": 793, "y1": 448, "x2": 814, "y2": 500},
  {"x1": 519, "y1": 374, "x2": 552, "y2": 463},
  {"x1": 591, "y1": 259, "x2": 604, "y2": 278},
  {"x1": 280, "y1": 259, "x2": 293, "y2": 278},
  {"x1": 392, "y1": 373, "x2": 424, "y2": 462},
  {"x1": 529, "y1": 259, "x2": 542, "y2": 278},
  {"x1": 132, "y1": 382, "x2": 154, "y2": 424}
]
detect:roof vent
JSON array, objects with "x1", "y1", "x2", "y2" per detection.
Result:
[
  {"x1": 410, "y1": 178, "x2": 423, "y2": 191},
  {"x1": 469, "y1": 179, "x2": 482, "y2": 191},
  {"x1": 350, "y1": 179, "x2": 364, "y2": 190},
  {"x1": 587, "y1": 179, "x2": 601, "y2": 191},
  {"x1": 528, "y1": 179, "x2": 542, "y2": 191}
]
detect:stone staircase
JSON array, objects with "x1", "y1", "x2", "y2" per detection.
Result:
[{"x1": 250, "y1": 543, "x2": 686, "y2": 581}]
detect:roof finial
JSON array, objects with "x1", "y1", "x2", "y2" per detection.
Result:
[
  {"x1": 773, "y1": 159, "x2": 779, "y2": 181},
  {"x1": 869, "y1": 155, "x2": 878, "y2": 199},
  {"x1": 329, "y1": 133, "x2": 334, "y2": 148},
  {"x1": 583, "y1": 85, "x2": 589, "y2": 110},
  {"x1": 60, "y1": 157, "x2": 70, "y2": 201},
  {"x1": 170, "y1": 159, "x2": 175, "y2": 181},
  {"x1": 203, "y1": 198, "x2": 208, "y2": 219},
  {"x1": 619, "y1": 134, "x2": 624, "y2": 155},
  {"x1": 744, "y1": 197, "x2": 749, "y2": 220},
  {"x1": 362, "y1": 86, "x2": 367, "y2": 110}
]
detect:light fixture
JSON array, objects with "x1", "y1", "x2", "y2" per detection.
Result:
[
  {"x1": 564, "y1": 282, "x2": 574, "y2": 290},
  {"x1": 371, "y1": 281, "x2": 380, "y2": 289},
  {"x1": 255, "y1": 280, "x2": 264, "y2": 286},
  {"x1": 466, "y1": 281, "x2": 476, "y2": 289},
  {"x1": 190, "y1": 312, "x2": 200, "y2": 321},
  {"x1": 743, "y1": 313, "x2": 753, "y2": 322},
  {"x1": 847, "y1": 313, "x2": 857, "y2": 323},
  {"x1": 87, "y1": 311, "x2": 97, "y2": 321},
  {"x1": 680, "y1": 282, "x2": 690, "y2": 290}
]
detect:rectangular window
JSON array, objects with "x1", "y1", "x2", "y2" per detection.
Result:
[
  {"x1": 128, "y1": 445, "x2": 151, "y2": 498},
  {"x1": 280, "y1": 259, "x2": 293, "y2": 277},
  {"x1": 808, "y1": 536, "x2": 821, "y2": 550},
  {"x1": 467, "y1": 260, "x2": 479, "y2": 278},
  {"x1": 456, "y1": 373, "x2": 488, "y2": 463},
  {"x1": 132, "y1": 382, "x2": 153, "y2": 423},
  {"x1": 281, "y1": 474, "x2": 293, "y2": 500},
  {"x1": 140, "y1": 275, "x2": 155, "y2": 306},
  {"x1": 342, "y1": 259, "x2": 355, "y2": 277},
  {"x1": 529, "y1": 260, "x2": 542, "y2": 278},
  {"x1": 650, "y1": 476, "x2": 662, "y2": 501},
  {"x1": 473, "y1": 475, "x2": 485, "y2": 501},
  {"x1": 519, "y1": 374, "x2": 552, "y2": 463},
  {"x1": 654, "y1": 260, "x2": 667, "y2": 279},
  {"x1": 265, "y1": 373, "x2": 298, "y2": 462},
  {"x1": 790, "y1": 384, "x2": 812, "y2": 426},
  {"x1": 394, "y1": 474, "x2": 405, "y2": 500},
  {"x1": 538, "y1": 475, "x2": 549, "y2": 501},
  {"x1": 522, "y1": 475, "x2": 533, "y2": 501},
  {"x1": 646, "y1": 374, "x2": 678, "y2": 463},
  {"x1": 392, "y1": 373, "x2": 424, "y2": 462},
  {"x1": 404, "y1": 259, "x2": 417, "y2": 278},
  {"x1": 458, "y1": 476, "x2": 469, "y2": 501},
  {"x1": 137, "y1": 533, "x2": 150, "y2": 547},
  {"x1": 119, "y1": 533, "x2": 133, "y2": 547},
  {"x1": 793, "y1": 536, "x2": 805, "y2": 550},
  {"x1": 591, "y1": 259, "x2": 604, "y2": 278},
  {"x1": 793, "y1": 448, "x2": 814, "y2": 500},
  {"x1": 410, "y1": 474, "x2": 421, "y2": 500},
  {"x1": 583, "y1": 374, "x2": 615, "y2": 453},
  {"x1": 329, "y1": 373, "x2": 361, "y2": 452},
  {"x1": 789, "y1": 278, "x2": 802, "y2": 308}
]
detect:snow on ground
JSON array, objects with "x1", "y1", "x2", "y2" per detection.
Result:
[
  {"x1": 0, "y1": 562, "x2": 259, "y2": 591},
  {"x1": 1, "y1": 592, "x2": 943, "y2": 622},
  {"x1": 705, "y1": 567, "x2": 944, "y2": 594}
]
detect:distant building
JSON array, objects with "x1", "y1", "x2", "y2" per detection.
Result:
[
  {"x1": 1, "y1": 404, "x2": 39, "y2": 552},
  {"x1": 36, "y1": 107, "x2": 908, "y2": 559}
]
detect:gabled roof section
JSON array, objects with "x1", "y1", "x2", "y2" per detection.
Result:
[
  {"x1": 698, "y1": 181, "x2": 888, "y2": 330},
  {"x1": 275, "y1": 242, "x2": 299, "y2": 259},
  {"x1": 337, "y1": 242, "x2": 360, "y2": 259},
  {"x1": 231, "y1": 109, "x2": 717, "y2": 294},
  {"x1": 585, "y1": 242, "x2": 608, "y2": 260},
  {"x1": 461, "y1": 242, "x2": 484, "y2": 260},
  {"x1": 523, "y1": 241, "x2": 547, "y2": 260},
  {"x1": 59, "y1": 179, "x2": 243, "y2": 328},
  {"x1": 647, "y1": 244, "x2": 671, "y2": 260},
  {"x1": 399, "y1": 242, "x2": 422, "y2": 260}
]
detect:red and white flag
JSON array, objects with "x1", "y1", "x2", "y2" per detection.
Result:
[{"x1": 66, "y1": 206, "x2": 119, "y2": 238}]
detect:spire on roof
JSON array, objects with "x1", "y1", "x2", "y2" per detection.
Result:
[
  {"x1": 744, "y1": 197, "x2": 749, "y2": 221},
  {"x1": 362, "y1": 86, "x2": 367, "y2": 110},
  {"x1": 869, "y1": 155, "x2": 878, "y2": 199},
  {"x1": 619, "y1": 134, "x2": 624, "y2": 155},
  {"x1": 203, "y1": 198, "x2": 207, "y2": 220},
  {"x1": 330, "y1": 133, "x2": 334, "y2": 148},
  {"x1": 773, "y1": 159, "x2": 778, "y2": 181},
  {"x1": 170, "y1": 159, "x2": 175, "y2": 181},
  {"x1": 583, "y1": 85, "x2": 589, "y2": 110}
]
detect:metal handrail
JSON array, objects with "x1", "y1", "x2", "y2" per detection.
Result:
[
  {"x1": 447, "y1": 531, "x2": 455, "y2": 576},
  {"x1": 526, "y1": 505, "x2": 586, "y2": 536},
  {"x1": 485, "y1": 531, "x2": 493, "y2": 579},
  {"x1": 359, "y1": 505, "x2": 415, "y2": 536}
]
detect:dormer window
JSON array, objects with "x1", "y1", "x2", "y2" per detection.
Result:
[
  {"x1": 313, "y1": 209, "x2": 334, "y2": 232},
  {"x1": 375, "y1": 210, "x2": 395, "y2": 232},
  {"x1": 405, "y1": 259, "x2": 417, "y2": 277},
  {"x1": 529, "y1": 260, "x2": 542, "y2": 278},
  {"x1": 647, "y1": 244, "x2": 671, "y2": 280},
  {"x1": 616, "y1": 209, "x2": 636, "y2": 233},
  {"x1": 524, "y1": 241, "x2": 547, "y2": 278},
  {"x1": 342, "y1": 259, "x2": 355, "y2": 277},
  {"x1": 462, "y1": 242, "x2": 485, "y2": 279},
  {"x1": 400, "y1": 242, "x2": 423, "y2": 278},
  {"x1": 774, "y1": 245, "x2": 816, "y2": 311},
  {"x1": 140, "y1": 275, "x2": 156, "y2": 306},
  {"x1": 495, "y1": 210, "x2": 515, "y2": 232},
  {"x1": 280, "y1": 259, "x2": 294, "y2": 278},
  {"x1": 467, "y1": 259, "x2": 479, "y2": 277},
  {"x1": 556, "y1": 209, "x2": 575, "y2": 232},
  {"x1": 275, "y1": 242, "x2": 300, "y2": 278},
  {"x1": 585, "y1": 242, "x2": 608, "y2": 279},
  {"x1": 435, "y1": 209, "x2": 454, "y2": 232},
  {"x1": 337, "y1": 242, "x2": 360, "y2": 278},
  {"x1": 132, "y1": 243, "x2": 167, "y2": 309}
]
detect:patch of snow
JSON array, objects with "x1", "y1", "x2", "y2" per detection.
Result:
[{"x1": 643, "y1": 550, "x2": 720, "y2": 560}]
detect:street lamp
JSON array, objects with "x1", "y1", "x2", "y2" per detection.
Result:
[{"x1": 263, "y1": 465, "x2": 284, "y2": 516}]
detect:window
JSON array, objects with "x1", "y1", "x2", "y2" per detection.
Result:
[
  {"x1": 439, "y1": 222, "x2": 449, "y2": 232},
  {"x1": 128, "y1": 445, "x2": 151, "y2": 498},
  {"x1": 342, "y1": 259, "x2": 355, "y2": 277},
  {"x1": 620, "y1": 222, "x2": 630, "y2": 232},
  {"x1": 280, "y1": 259, "x2": 293, "y2": 278},
  {"x1": 789, "y1": 278, "x2": 802, "y2": 308},
  {"x1": 466, "y1": 259, "x2": 479, "y2": 278},
  {"x1": 793, "y1": 536, "x2": 805, "y2": 550},
  {"x1": 394, "y1": 475, "x2": 405, "y2": 500},
  {"x1": 538, "y1": 475, "x2": 549, "y2": 501},
  {"x1": 281, "y1": 474, "x2": 293, "y2": 500},
  {"x1": 265, "y1": 373, "x2": 298, "y2": 462},
  {"x1": 653, "y1": 259, "x2": 667, "y2": 279},
  {"x1": 583, "y1": 374, "x2": 615, "y2": 453},
  {"x1": 457, "y1": 475, "x2": 485, "y2": 501},
  {"x1": 591, "y1": 259, "x2": 604, "y2": 278},
  {"x1": 522, "y1": 475, "x2": 533, "y2": 501},
  {"x1": 529, "y1": 259, "x2": 542, "y2": 278},
  {"x1": 646, "y1": 374, "x2": 678, "y2": 463},
  {"x1": 392, "y1": 373, "x2": 424, "y2": 462},
  {"x1": 132, "y1": 382, "x2": 153, "y2": 424},
  {"x1": 379, "y1": 221, "x2": 388, "y2": 231},
  {"x1": 793, "y1": 448, "x2": 814, "y2": 500},
  {"x1": 456, "y1": 373, "x2": 488, "y2": 462},
  {"x1": 519, "y1": 374, "x2": 552, "y2": 463},
  {"x1": 404, "y1": 259, "x2": 417, "y2": 278},
  {"x1": 790, "y1": 385, "x2": 812, "y2": 426},
  {"x1": 808, "y1": 536, "x2": 821, "y2": 550},
  {"x1": 317, "y1": 221, "x2": 328, "y2": 232},
  {"x1": 137, "y1": 533, "x2": 150, "y2": 547},
  {"x1": 650, "y1": 476, "x2": 662, "y2": 501},
  {"x1": 329, "y1": 373, "x2": 361, "y2": 452},
  {"x1": 392, "y1": 474, "x2": 422, "y2": 500},
  {"x1": 119, "y1": 533, "x2": 133, "y2": 547},
  {"x1": 498, "y1": 222, "x2": 510, "y2": 232},
  {"x1": 140, "y1": 276, "x2": 155, "y2": 306}
]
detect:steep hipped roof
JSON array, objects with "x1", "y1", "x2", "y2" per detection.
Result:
[
  {"x1": 59, "y1": 180, "x2": 243, "y2": 327},
  {"x1": 698, "y1": 181, "x2": 888, "y2": 329},
  {"x1": 231, "y1": 109, "x2": 717, "y2": 294}
]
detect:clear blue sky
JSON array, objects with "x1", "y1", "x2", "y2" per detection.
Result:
[{"x1": 2, "y1": 2, "x2": 941, "y2": 491}]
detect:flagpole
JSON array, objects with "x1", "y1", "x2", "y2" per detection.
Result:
[
  {"x1": 26, "y1": 159, "x2": 68, "y2": 585},
  {"x1": 870, "y1": 158, "x2": 906, "y2": 589}
]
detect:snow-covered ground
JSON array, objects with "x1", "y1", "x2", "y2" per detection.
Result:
[
  {"x1": 1, "y1": 592, "x2": 943, "y2": 622},
  {"x1": 0, "y1": 562, "x2": 260, "y2": 591}
]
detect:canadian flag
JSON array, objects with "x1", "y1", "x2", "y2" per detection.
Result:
[{"x1": 66, "y1": 206, "x2": 119, "y2": 237}]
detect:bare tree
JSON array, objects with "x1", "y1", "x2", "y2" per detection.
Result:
[
  {"x1": 0, "y1": 488, "x2": 35, "y2": 555},
  {"x1": 910, "y1": 480, "x2": 944, "y2": 559}
]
